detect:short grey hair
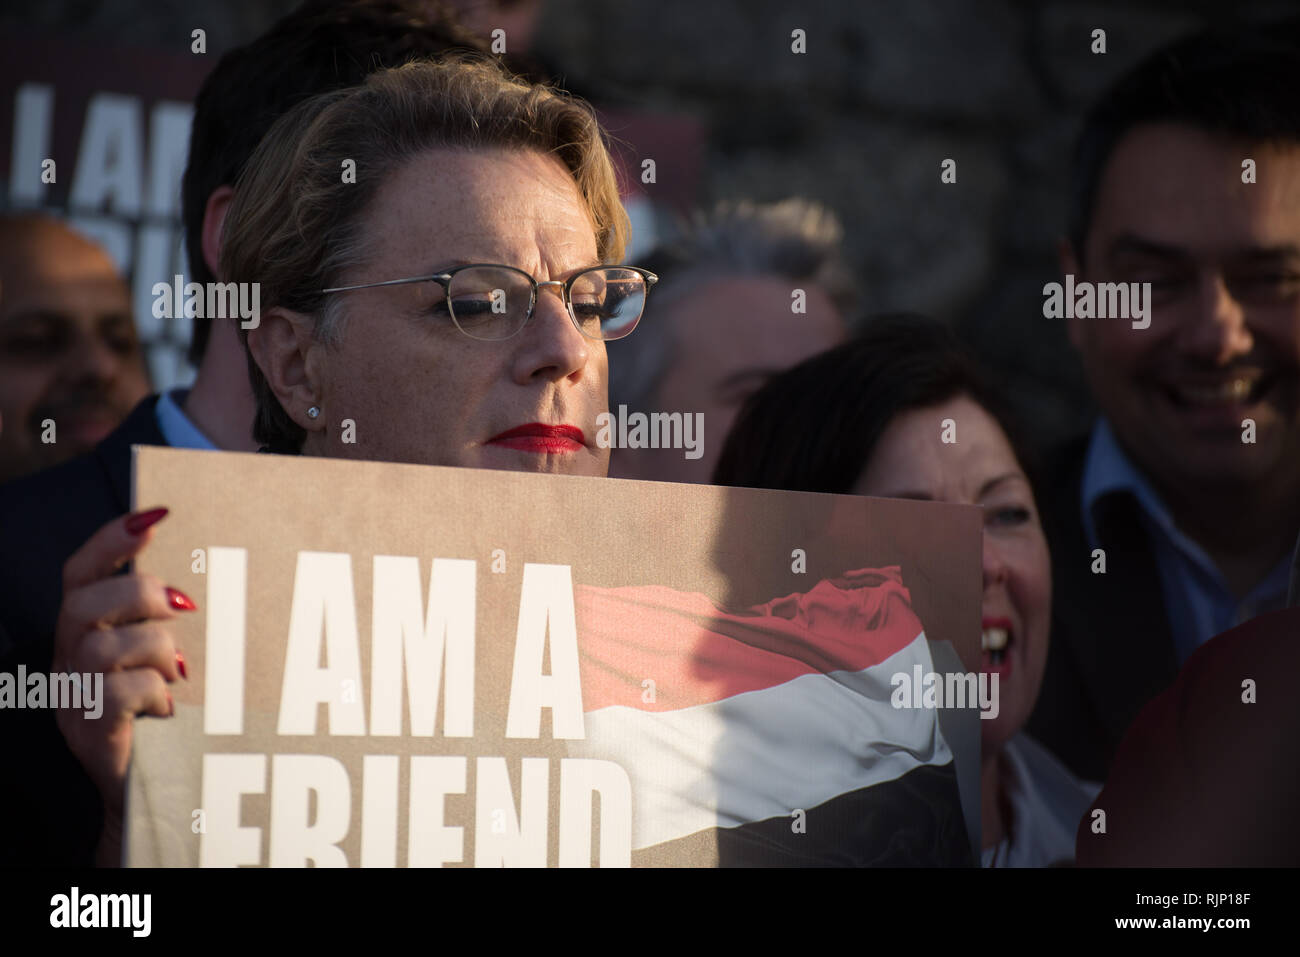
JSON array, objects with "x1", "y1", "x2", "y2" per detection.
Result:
[{"x1": 608, "y1": 197, "x2": 852, "y2": 411}]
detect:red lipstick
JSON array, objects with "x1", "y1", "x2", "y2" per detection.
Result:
[{"x1": 486, "y1": 423, "x2": 585, "y2": 454}]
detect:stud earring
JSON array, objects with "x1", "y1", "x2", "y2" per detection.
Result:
[{"x1": 307, "y1": 406, "x2": 320, "y2": 419}]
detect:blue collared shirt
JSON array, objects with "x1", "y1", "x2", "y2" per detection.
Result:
[
  {"x1": 1080, "y1": 419, "x2": 1292, "y2": 664},
  {"x1": 154, "y1": 389, "x2": 218, "y2": 451}
]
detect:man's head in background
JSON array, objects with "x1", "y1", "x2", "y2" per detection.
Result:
[
  {"x1": 0, "y1": 214, "x2": 149, "y2": 482},
  {"x1": 607, "y1": 198, "x2": 852, "y2": 484},
  {"x1": 181, "y1": 0, "x2": 485, "y2": 369},
  {"x1": 1061, "y1": 21, "x2": 1300, "y2": 503}
]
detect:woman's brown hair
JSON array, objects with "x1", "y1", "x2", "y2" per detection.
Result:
[{"x1": 221, "y1": 53, "x2": 629, "y2": 452}]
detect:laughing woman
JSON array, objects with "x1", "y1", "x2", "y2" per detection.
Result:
[{"x1": 714, "y1": 315, "x2": 1102, "y2": 866}]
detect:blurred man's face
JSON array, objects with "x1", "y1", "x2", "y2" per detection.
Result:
[
  {"x1": 0, "y1": 222, "x2": 149, "y2": 482},
  {"x1": 1067, "y1": 124, "x2": 1300, "y2": 494},
  {"x1": 615, "y1": 275, "x2": 845, "y2": 484}
]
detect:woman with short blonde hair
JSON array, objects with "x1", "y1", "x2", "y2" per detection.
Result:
[
  {"x1": 55, "y1": 53, "x2": 657, "y2": 865},
  {"x1": 221, "y1": 53, "x2": 635, "y2": 453}
]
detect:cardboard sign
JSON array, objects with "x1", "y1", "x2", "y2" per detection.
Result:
[{"x1": 126, "y1": 446, "x2": 982, "y2": 867}]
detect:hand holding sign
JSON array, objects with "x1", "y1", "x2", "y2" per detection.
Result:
[{"x1": 53, "y1": 507, "x2": 194, "y2": 864}]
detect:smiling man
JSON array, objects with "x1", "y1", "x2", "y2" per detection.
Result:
[
  {"x1": 1028, "y1": 21, "x2": 1300, "y2": 781},
  {"x1": 0, "y1": 215, "x2": 150, "y2": 483}
]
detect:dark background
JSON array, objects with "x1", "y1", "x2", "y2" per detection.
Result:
[{"x1": 3, "y1": 0, "x2": 1295, "y2": 451}]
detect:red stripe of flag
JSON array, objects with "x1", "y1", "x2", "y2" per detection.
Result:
[{"x1": 574, "y1": 566, "x2": 922, "y2": 713}]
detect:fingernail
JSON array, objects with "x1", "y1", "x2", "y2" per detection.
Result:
[
  {"x1": 166, "y1": 587, "x2": 197, "y2": 612},
  {"x1": 166, "y1": 691, "x2": 175, "y2": 717},
  {"x1": 176, "y1": 651, "x2": 188, "y2": 680},
  {"x1": 125, "y1": 507, "x2": 169, "y2": 536}
]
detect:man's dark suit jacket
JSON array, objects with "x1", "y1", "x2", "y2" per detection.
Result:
[
  {"x1": 0, "y1": 395, "x2": 167, "y2": 866},
  {"x1": 1026, "y1": 433, "x2": 1181, "y2": 783}
]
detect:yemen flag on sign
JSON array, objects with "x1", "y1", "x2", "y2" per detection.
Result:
[{"x1": 571, "y1": 566, "x2": 972, "y2": 866}]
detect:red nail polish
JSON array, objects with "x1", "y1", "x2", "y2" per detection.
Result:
[
  {"x1": 176, "y1": 651, "x2": 188, "y2": 680},
  {"x1": 166, "y1": 691, "x2": 175, "y2": 717},
  {"x1": 166, "y1": 587, "x2": 197, "y2": 612},
  {"x1": 125, "y1": 507, "x2": 169, "y2": 536}
]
